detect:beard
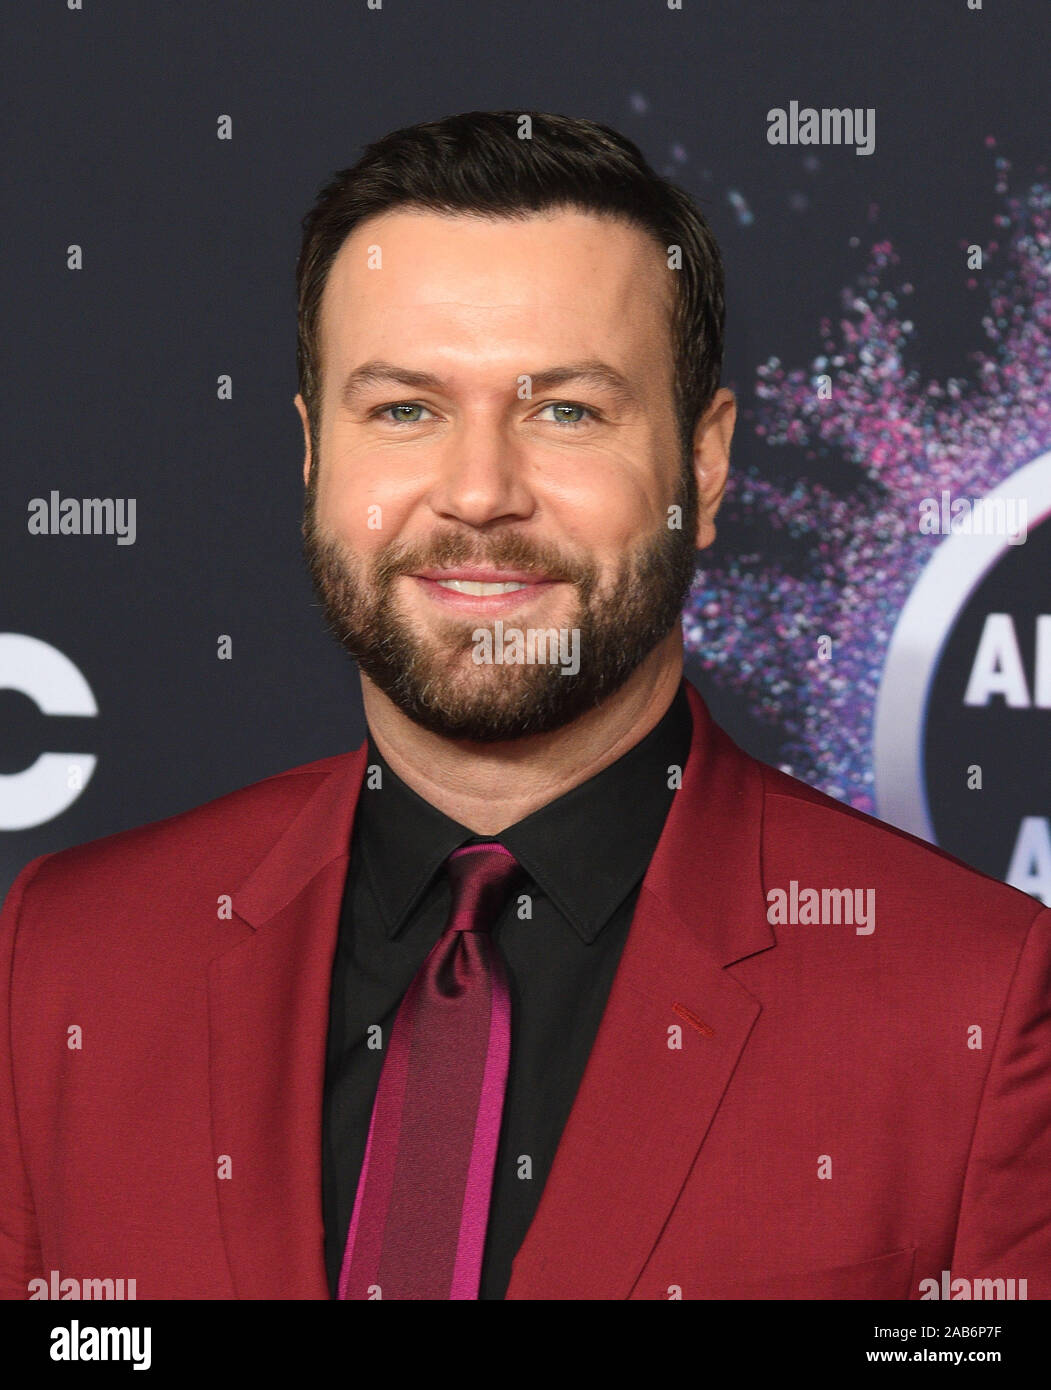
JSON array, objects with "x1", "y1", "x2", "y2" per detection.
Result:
[{"x1": 301, "y1": 461, "x2": 698, "y2": 742}]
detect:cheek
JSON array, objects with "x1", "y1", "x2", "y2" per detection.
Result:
[
  {"x1": 315, "y1": 457, "x2": 416, "y2": 552},
  {"x1": 551, "y1": 469, "x2": 666, "y2": 554},
  {"x1": 314, "y1": 490, "x2": 394, "y2": 570}
]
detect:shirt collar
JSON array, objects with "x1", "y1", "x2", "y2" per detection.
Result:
[{"x1": 353, "y1": 677, "x2": 694, "y2": 944}]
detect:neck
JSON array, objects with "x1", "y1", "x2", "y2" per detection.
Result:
[{"x1": 360, "y1": 631, "x2": 684, "y2": 835}]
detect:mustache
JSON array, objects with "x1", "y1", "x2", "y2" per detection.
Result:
[{"x1": 373, "y1": 535, "x2": 589, "y2": 588}]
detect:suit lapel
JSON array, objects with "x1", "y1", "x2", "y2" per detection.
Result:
[
  {"x1": 206, "y1": 680, "x2": 772, "y2": 1300},
  {"x1": 505, "y1": 682, "x2": 774, "y2": 1299},
  {"x1": 208, "y1": 747, "x2": 369, "y2": 1299}
]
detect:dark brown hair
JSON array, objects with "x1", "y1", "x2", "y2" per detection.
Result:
[{"x1": 296, "y1": 110, "x2": 725, "y2": 460}]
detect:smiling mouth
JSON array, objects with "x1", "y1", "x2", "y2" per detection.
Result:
[
  {"x1": 407, "y1": 572, "x2": 561, "y2": 609},
  {"x1": 430, "y1": 578, "x2": 531, "y2": 595},
  {"x1": 410, "y1": 566, "x2": 560, "y2": 594}
]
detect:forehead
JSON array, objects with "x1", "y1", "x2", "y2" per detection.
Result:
[{"x1": 317, "y1": 206, "x2": 674, "y2": 379}]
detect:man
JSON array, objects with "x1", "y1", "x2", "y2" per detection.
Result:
[{"x1": 2, "y1": 110, "x2": 1049, "y2": 1302}]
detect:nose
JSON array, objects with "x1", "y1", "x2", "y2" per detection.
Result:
[{"x1": 426, "y1": 416, "x2": 536, "y2": 528}]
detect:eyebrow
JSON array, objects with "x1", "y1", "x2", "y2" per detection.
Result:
[{"x1": 339, "y1": 358, "x2": 640, "y2": 412}]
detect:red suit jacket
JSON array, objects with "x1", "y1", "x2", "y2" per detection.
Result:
[{"x1": 2, "y1": 681, "x2": 1049, "y2": 1300}]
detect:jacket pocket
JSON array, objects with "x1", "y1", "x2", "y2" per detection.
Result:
[{"x1": 717, "y1": 1246, "x2": 919, "y2": 1300}]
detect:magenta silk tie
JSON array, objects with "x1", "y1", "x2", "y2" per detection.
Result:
[{"x1": 338, "y1": 842, "x2": 522, "y2": 1300}]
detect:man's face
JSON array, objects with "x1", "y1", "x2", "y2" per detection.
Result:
[{"x1": 299, "y1": 207, "x2": 715, "y2": 742}]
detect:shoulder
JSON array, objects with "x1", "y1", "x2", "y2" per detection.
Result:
[
  {"x1": 1, "y1": 750, "x2": 357, "y2": 929},
  {"x1": 755, "y1": 758, "x2": 1044, "y2": 938}
]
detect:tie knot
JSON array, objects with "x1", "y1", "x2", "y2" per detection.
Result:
[{"x1": 445, "y1": 841, "x2": 521, "y2": 934}]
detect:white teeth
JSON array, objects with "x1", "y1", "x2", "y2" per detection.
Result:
[{"x1": 434, "y1": 579, "x2": 530, "y2": 595}]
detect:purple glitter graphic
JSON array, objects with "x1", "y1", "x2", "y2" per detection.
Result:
[{"x1": 685, "y1": 155, "x2": 1051, "y2": 811}]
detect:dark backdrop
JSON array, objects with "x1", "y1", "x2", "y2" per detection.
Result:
[{"x1": 3, "y1": 0, "x2": 1049, "y2": 903}]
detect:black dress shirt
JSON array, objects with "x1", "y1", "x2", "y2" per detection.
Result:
[{"x1": 322, "y1": 677, "x2": 694, "y2": 1299}]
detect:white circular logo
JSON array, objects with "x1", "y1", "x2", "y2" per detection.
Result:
[
  {"x1": 0, "y1": 633, "x2": 98, "y2": 830},
  {"x1": 874, "y1": 452, "x2": 1051, "y2": 900}
]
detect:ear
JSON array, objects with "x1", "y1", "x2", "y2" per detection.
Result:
[
  {"x1": 691, "y1": 388, "x2": 736, "y2": 551},
  {"x1": 294, "y1": 394, "x2": 313, "y2": 486}
]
